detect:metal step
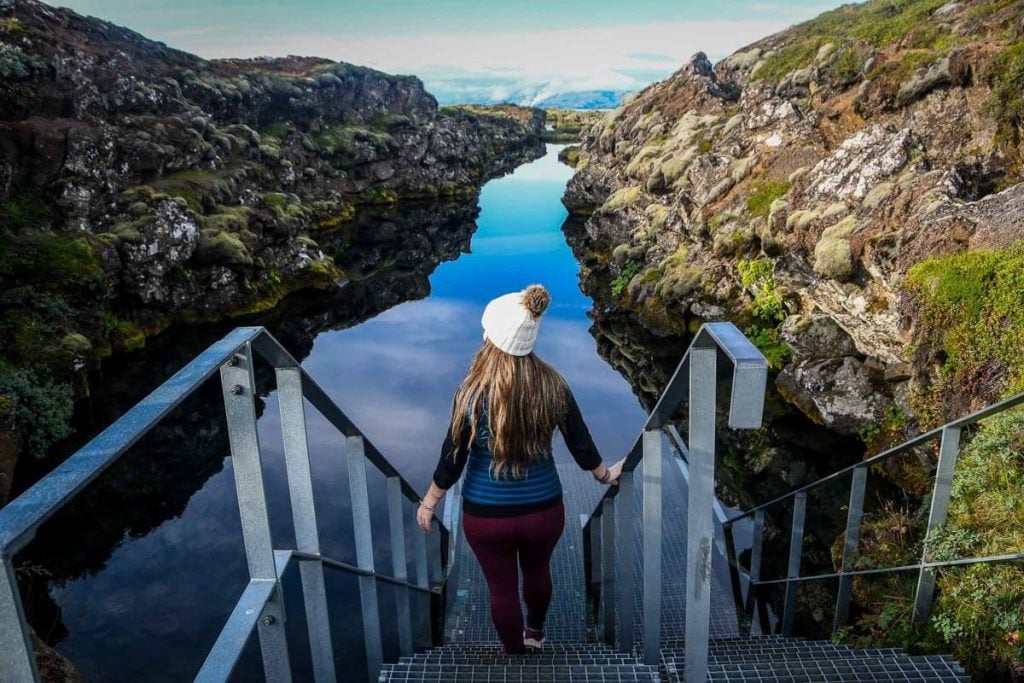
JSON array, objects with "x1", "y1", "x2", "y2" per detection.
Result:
[{"x1": 378, "y1": 662, "x2": 661, "y2": 682}]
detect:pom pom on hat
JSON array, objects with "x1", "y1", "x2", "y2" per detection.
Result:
[{"x1": 481, "y1": 284, "x2": 550, "y2": 356}]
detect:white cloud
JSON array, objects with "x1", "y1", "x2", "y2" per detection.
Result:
[{"x1": 182, "y1": 19, "x2": 796, "y2": 91}]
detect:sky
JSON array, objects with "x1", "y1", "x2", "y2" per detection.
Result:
[{"x1": 55, "y1": 0, "x2": 838, "y2": 103}]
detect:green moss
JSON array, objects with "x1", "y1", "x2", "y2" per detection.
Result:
[
  {"x1": 0, "y1": 193, "x2": 52, "y2": 232},
  {"x1": 602, "y1": 186, "x2": 642, "y2": 212},
  {"x1": 904, "y1": 242, "x2": 1024, "y2": 403},
  {"x1": 144, "y1": 170, "x2": 234, "y2": 214},
  {"x1": 101, "y1": 312, "x2": 146, "y2": 352},
  {"x1": 364, "y1": 186, "x2": 398, "y2": 205},
  {"x1": 1, "y1": 17, "x2": 25, "y2": 33},
  {"x1": 315, "y1": 124, "x2": 393, "y2": 155},
  {"x1": 986, "y1": 40, "x2": 1024, "y2": 147},
  {"x1": 200, "y1": 205, "x2": 251, "y2": 233},
  {"x1": 194, "y1": 229, "x2": 253, "y2": 267},
  {"x1": 369, "y1": 114, "x2": 413, "y2": 131},
  {"x1": 262, "y1": 121, "x2": 290, "y2": 139},
  {"x1": 744, "y1": 325, "x2": 793, "y2": 369},
  {"x1": 738, "y1": 258, "x2": 785, "y2": 322},
  {"x1": 746, "y1": 179, "x2": 791, "y2": 219},
  {"x1": 813, "y1": 236, "x2": 854, "y2": 280},
  {"x1": 262, "y1": 192, "x2": 309, "y2": 224}
]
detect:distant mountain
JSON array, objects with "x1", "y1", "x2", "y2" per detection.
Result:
[
  {"x1": 426, "y1": 77, "x2": 632, "y2": 110},
  {"x1": 533, "y1": 90, "x2": 629, "y2": 110}
]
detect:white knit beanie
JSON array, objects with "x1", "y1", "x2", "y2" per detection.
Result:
[{"x1": 481, "y1": 284, "x2": 551, "y2": 356}]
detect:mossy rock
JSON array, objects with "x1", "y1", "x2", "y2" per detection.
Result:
[
  {"x1": 813, "y1": 235, "x2": 854, "y2": 280},
  {"x1": 59, "y1": 332, "x2": 92, "y2": 359},
  {"x1": 201, "y1": 205, "x2": 251, "y2": 233},
  {"x1": 144, "y1": 170, "x2": 236, "y2": 214},
  {"x1": 194, "y1": 228, "x2": 253, "y2": 267},
  {"x1": 602, "y1": 186, "x2": 643, "y2": 212}
]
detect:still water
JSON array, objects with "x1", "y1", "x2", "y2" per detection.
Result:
[{"x1": 43, "y1": 145, "x2": 647, "y2": 680}]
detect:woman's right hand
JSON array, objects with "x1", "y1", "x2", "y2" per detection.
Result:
[
  {"x1": 416, "y1": 502, "x2": 434, "y2": 533},
  {"x1": 605, "y1": 458, "x2": 625, "y2": 485}
]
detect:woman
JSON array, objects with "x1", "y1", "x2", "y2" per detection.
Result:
[{"x1": 417, "y1": 284, "x2": 624, "y2": 655}]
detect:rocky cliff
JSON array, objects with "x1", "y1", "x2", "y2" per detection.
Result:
[
  {"x1": 563, "y1": 0, "x2": 1024, "y2": 674},
  {"x1": 0, "y1": 0, "x2": 544, "y2": 472},
  {"x1": 565, "y1": 0, "x2": 1023, "y2": 439}
]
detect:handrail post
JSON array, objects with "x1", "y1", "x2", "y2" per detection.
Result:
[
  {"x1": 277, "y1": 368, "x2": 337, "y2": 683},
  {"x1": 684, "y1": 345, "x2": 717, "y2": 683},
  {"x1": 616, "y1": 469, "x2": 637, "y2": 653},
  {"x1": 641, "y1": 429, "x2": 663, "y2": 665},
  {"x1": 600, "y1": 497, "x2": 616, "y2": 646},
  {"x1": 387, "y1": 477, "x2": 414, "y2": 657},
  {"x1": 913, "y1": 426, "x2": 962, "y2": 623},
  {"x1": 220, "y1": 344, "x2": 292, "y2": 682},
  {"x1": 782, "y1": 491, "x2": 807, "y2": 637},
  {"x1": 347, "y1": 436, "x2": 383, "y2": 681},
  {"x1": 834, "y1": 465, "x2": 867, "y2": 632},
  {"x1": 0, "y1": 555, "x2": 39, "y2": 682},
  {"x1": 746, "y1": 510, "x2": 768, "y2": 635}
]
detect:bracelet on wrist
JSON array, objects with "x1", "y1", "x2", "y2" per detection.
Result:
[{"x1": 420, "y1": 499, "x2": 435, "y2": 512}]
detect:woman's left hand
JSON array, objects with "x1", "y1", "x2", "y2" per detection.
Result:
[{"x1": 416, "y1": 503, "x2": 434, "y2": 533}]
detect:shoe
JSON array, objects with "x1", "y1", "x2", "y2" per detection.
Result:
[{"x1": 523, "y1": 626, "x2": 545, "y2": 651}]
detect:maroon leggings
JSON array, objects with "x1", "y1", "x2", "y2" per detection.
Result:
[{"x1": 462, "y1": 501, "x2": 565, "y2": 654}]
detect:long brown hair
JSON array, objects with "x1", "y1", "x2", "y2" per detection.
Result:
[{"x1": 449, "y1": 288, "x2": 567, "y2": 479}]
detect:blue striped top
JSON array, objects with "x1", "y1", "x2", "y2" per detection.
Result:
[{"x1": 461, "y1": 401, "x2": 563, "y2": 509}]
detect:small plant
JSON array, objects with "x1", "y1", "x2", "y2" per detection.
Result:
[
  {"x1": 610, "y1": 260, "x2": 641, "y2": 297},
  {"x1": 737, "y1": 258, "x2": 785, "y2": 322},
  {"x1": 744, "y1": 325, "x2": 793, "y2": 369}
]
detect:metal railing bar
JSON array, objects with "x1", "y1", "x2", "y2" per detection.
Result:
[
  {"x1": 193, "y1": 578, "x2": 278, "y2": 682},
  {"x1": 585, "y1": 323, "x2": 767, "y2": 523},
  {"x1": 725, "y1": 389, "x2": 1024, "y2": 525},
  {"x1": 0, "y1": 326, "x2": 264, "y2": 555},
  {"x1": 299, "y1": 371, "x2": 436, "y2": 517},
  {"x1": 249, "y1": 327, "x2": 447, "y2": 534},
  {"x1": 290, "y1": 551, "x2": 439, "y2": 594},
  {"x1": 751, "y1": 550, "x2": 1024, "y2": 586}
]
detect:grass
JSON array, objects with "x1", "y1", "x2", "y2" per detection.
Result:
[
  {"x1": 753, "y1": 0, "x2": 955, "y2": 82},
  {"x1": 987, "y1": 40, "x2": 1024, "y2": 151}
]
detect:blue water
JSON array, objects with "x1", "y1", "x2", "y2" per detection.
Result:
[{"x1": 48, "y1": 145, "x2": 646, "y2": 680}]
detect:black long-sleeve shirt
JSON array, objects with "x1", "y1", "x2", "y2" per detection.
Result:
[{"x1": 431, "y1": 386, "x2": 603, "y2": 516}]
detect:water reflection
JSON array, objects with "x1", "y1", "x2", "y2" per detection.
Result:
[{"x1": 25, "y1": 145, "x2": 646, "y2": 681}]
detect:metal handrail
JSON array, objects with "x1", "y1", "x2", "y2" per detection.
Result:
[
  {"x1": 0, "y1": 327, "x2": 450, "y2": 683},
  {"x1": 580, "y1": 322, "x2": 767, "y2": 682},
  {"x1": 725, "y1": 388, "x2": 1024, "y2": 639},
  {"x1": 724, "y1": 389, "x2": 1024, "y2": 525}
]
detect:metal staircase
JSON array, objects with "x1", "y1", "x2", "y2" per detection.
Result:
[{"x1": 1, "y1": 322, "x2": 1008, "y2": 681}]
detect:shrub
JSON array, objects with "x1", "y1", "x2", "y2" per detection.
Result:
[
  {"x1": 0, "y1": 363, "x2": 74, "y2": 458},
  {"x1": 0, "y1": 43, "x2": 31, "y2": 80}
]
